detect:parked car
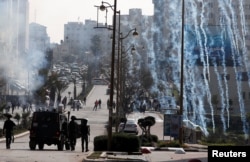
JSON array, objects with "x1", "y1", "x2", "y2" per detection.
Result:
[{"x1": 118, "y1": 119, "x2": 139, "y2": 135}]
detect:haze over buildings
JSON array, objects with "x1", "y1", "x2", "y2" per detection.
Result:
[{"x1": 1, "y1": 0, "x2": 250, "y2": 136}]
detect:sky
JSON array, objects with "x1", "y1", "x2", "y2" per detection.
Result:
[{"x1": 29, "y1": 0, "x2": 154, "y2": 43}]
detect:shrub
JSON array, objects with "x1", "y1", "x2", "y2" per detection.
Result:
[
  {"x1": 20, "y1": 112, "x2": 31, "y2": 129},
  {"x1": 139, "y1": 134, "x2": 158, "y2": 146},
  {"x1": 94, "y1": 135, "x2": 108, "y2": 151},
  {"x1": 157, "y1": 140, "x2": 181, "y2": 147},
  {"x1": 112, "y1": 133, "x2": 140, "y2": 152},
  {"x1": 94, "y1": 133, "x2": 140, "y2": 152}
]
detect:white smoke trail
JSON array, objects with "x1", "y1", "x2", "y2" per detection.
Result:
[
  {"x1": 223, "y1": 0, "x2": 249, "y2": 138},
  {"x1": 0, "y1": 0, "x2": 48, "y2": 97}
]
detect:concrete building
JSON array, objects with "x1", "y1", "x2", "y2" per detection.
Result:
[
  {"x1": 29, "y1": 23, "x2": 50, "y2": 52},
  {"x1": 0, "y1": 0, "x2": 29, "y2": 58},
  {"x1": 152, "y1": 0, "x2": 250, "y2": 115},
  {"x1": 60, "y1": 20, "x2": 112, "y2": 63},
  {"x1": 119, "y1": 8, "x2": 153, "y2": 62},
  {"x1": 0, "y1": 0, "x2": 29, "y2": 95}
]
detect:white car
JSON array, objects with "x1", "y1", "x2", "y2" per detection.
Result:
[{"x1": 118, "y1": 119, "x2": 139, "y2": 135}]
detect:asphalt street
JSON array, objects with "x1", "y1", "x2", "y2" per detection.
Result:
[{"x1": 0, "y1": 84, "x2": 208, "y2": 162}]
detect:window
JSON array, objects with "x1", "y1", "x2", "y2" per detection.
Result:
[
  {"x1": 237, "y1": 72, "x2": 248, "y2": 81},
  {"x1": 208, "y1": 2, "x2": 214, "y2": 8},
  {"x1": 242, "y1": 92, "x2": 246, "y2": 100},
  {"x1": 201, "y1": 73, "x2": 209, "y2": 80},
  {"x1": 220, "y1": 74, "x2": 230, "y2": 80}
]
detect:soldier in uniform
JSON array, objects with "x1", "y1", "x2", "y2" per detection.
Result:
[
  {"x1": 3, "y1": 114, "x2": 16, "y2": 149},
  {"x1": 68, "y1": 116, "x2": 78, "y2": 151},
  {"x1": 80, "y1": 119, "x2": 90, "y2": 152}
]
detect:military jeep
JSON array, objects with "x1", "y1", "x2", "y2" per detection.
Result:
[{"x1": 29, "y1": 110, "x2": 70, "y2": 150}]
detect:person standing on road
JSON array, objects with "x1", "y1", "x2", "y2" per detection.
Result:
[
  {"x1": 93, "y1": 100, "x2": 98, "y2": 111},
  {"x1": 98, "y1": 99, "x2": 102, "y2": 109},
  {"x1": 80, "y1": 119, "x2": 90, "y2": 152},
  {"x1": 68, "y1": 116, "x2": 78, "y2": 151},
  {"x1": 76, "y1": 100, "x2": 80, "y2": 111},
  {"x1": 83, "y1": 97, "x2": 86, "y2": 105},
  {"x1": 3, "y1": 114, "x2": 16, "y2": 149},
  {"x1": 62, "y1": 96, "x2": 67, "y2": 110}
]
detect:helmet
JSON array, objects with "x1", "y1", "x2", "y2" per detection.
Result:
[{"x1": 71, "y1": 116, "x2": 76, "y2": 120}]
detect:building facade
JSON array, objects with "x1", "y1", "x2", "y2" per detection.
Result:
[
  {"x1": 152, "y1": 0, "x2": 250, "y2": 115},
  {"x1": 0, "y1": 0, "x2": 29, "y2": 95},
  {"x1": 60, "y1": 20, "x2": 111, "y2": 63},
  {"x1": 0, "y1": 0, "x2": 29, "y2": 58},
  {"x1": 29, "y1": 22, "x2": 50, "y2": 53}
]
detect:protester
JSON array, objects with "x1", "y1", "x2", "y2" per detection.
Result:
[
  {"x1": 76, "y1": 100, "x2": 81, "y2": 111},
  {"x1": 62, "y1": 96, "x2": 67, "y2": 109},
  {"x1": 83, "y1": 97, "x2": 86, "y2": 105},
  {"x1": 98, "y1": 99, "x2": 102, "y2": 109},
  {"x1": 80, "y1": 119, "x2": 90, "y2": 152},
  {"x1": 68, "y1": 116, "x2": 78, "y2": 151},
  {"x1": 3, "y1": 114, "x2": 16, "y2": 149},
  {"x1": 93, "y1": 100, "x2": 98, "y2": 111}
]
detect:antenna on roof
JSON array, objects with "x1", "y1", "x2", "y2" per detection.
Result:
[{"x1": 34, "y1": 9, "x2": 37, "y2": 23}]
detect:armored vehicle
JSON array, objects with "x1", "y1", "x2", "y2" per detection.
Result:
[{"x1": 29, "y1": 109, "x2": 70, "y2": 150}]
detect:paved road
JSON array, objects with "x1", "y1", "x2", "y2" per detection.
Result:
[
  {"x1": 0, "y1": 85, "x2": 208, "y2": 162},
  {"x1": 0, "y1": 85, "x2": 109, "y2": 162}
]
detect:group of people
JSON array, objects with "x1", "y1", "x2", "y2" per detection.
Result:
[
  {"x1": 5, "y1": 100, "x2": 32, "y2": 114},
  {"x1": 61, "y1": 96, "x2": 87, "y2": 111},
  {"x1": 68, "y1": 116, "x2": 90, "y2": 152},
  {"x1": 2, "y1": 114, "x2": 90, "y2": 152},
  {"x1": 93, "y1": 99, "x2": 102, "y2": 111}
]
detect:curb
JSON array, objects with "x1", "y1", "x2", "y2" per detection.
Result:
[
  {"x1": 154, "y1": 146, "x2": 207, "y2": 152},
  {"x1": 81, "y1": 146, "x2": 207, "y2": 162},
  {"x1": 0, "y1": 131, "x2": 29, "y2": 142}
]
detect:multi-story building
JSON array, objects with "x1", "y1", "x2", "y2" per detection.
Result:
[
  {"x1": 0, "y1": 0, "x2": 29, "y2": 95},
  {"x1": 119, "y1": 9, "x2": 153, "y2": 67},
  {"x1": 60, "y1": 20, "x2": 112, "y2": 62},
  {"x1": 29, "y1": 22, "x2": 50, "y2": 52},
  {"x1": 0, "y1": 0, "x2": 29, "y2": 58},
  {"x1": 152, "y1": 0, "x2": 250, "y2": 116}
]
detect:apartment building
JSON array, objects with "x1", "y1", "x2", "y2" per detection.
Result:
[
  {"x1": 62, "y1": 20, "x2": 111, "y2": 61},
  {"x1": 0, "y1": 0, "x2": 29, "y2": 58},
  {"x1": 0, "y1": 0, "x2": 29, "y2": 95},
  {"x1": 29, "y1": 23, "x2": 50, "y2": 53},
  {"x1": 152, "y1": 0, "x2": 250, "y2": 114}
]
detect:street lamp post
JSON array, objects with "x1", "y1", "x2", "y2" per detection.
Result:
[
  {"x1": 71, "y1": 75, "x2": 77, "y2": 99},
  {"x1": 179, "y1": 0, "x2": 185, "y2": 145},
  {"x1": 98, "y1": 0, "x2": 138, "y2": 150},
  {"x1": 115, "y1": 29, "x2": 138, "y2": 131},
  {"x1": 119, "y1": 45, "x2": 135, "y2": 116},
  {"x1": 99, "y1": 0, "x2": 117, "y2": 151}
]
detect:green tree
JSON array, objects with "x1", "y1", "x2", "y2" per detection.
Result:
[
  {"x1": 137, "y1": 116, "x2": 156, "y2": 136},
  {"x1": 21, "y1": 112, "x2": 31, "y2": 129},
  {"x1": 14, "y1": 113, "x2": 21, "y2": 125},
  {"x1": 55, "y1": 79, "x2": 68, "y2": 102},
  {"x1": 34, "y1": 72, "x2": 68, "y2": 104},
  {"x1": 90, "y1": 35, "x2": 102, "y2": 57}
]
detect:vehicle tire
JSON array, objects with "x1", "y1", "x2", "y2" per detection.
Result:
[
  {"x1": 57, "y1": 140, "x2": 64, "y2": 151},
  {"x1": 38, "y1": 143, "x2": 44, "y2": 150},
  {"x1": 29, "y1": 140, "x2": 36, "y2": 150}
]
